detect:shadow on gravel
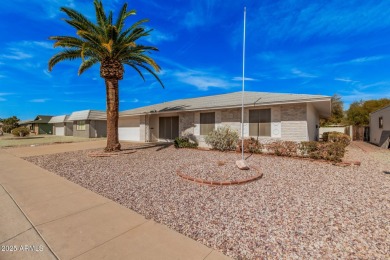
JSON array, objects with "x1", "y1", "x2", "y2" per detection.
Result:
[
  {"x1": 384, "y1": 171, "x2": 390, "y2": 174},
  {"x1": 7, "y1": 136, "x2": 45, "y2": 140},
  {"x1": 121, "y1": 142, "x2": 173, "y2": 152}
]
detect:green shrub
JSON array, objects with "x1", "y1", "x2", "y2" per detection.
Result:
[
  {"x1": 300, "y1": 141, "x2": 319, "y2": 157},
  {"x1": 238, "y1": 138, "x2": 263, "y2": 154},
  {"x1": 320, "y1": 142, "x2": 346, "y2": 162},
  {"x1": 266, "y1": 141, "x2": 299, "y2": 157},
  {"x1": 300, "y1": 141, "x2": 346, "y2": 162},
  {"x1": 2, "y1": 125, "x2": 15, "y2": 133},
  {"x1": 205, "y1": 126, "x2": 239, "y2": 151},
  {"x1": 11, "y1": 127, "x2": 30, "y2": 137},
  {"x1": 322, "y1": 132, "x2": 331, "y2": 142},
  {"x1": 326, "y1": 132, "x2": 351, "y2": 147},
  {"x1": 174, "y1": 137, "x2": 198, "y2": 148}
]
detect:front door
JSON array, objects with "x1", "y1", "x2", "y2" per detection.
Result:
[{"x1": 159, "y1": 116, "x2": 179, "y2": 140}]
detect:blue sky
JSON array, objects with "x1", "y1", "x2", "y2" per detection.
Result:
[{"x1": 1, "y1": 0, "x2": 390, "y2": 120}]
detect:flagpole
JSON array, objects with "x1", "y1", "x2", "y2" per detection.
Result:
[{"x1": 241, "y1": 7, "x2": 246, "y2": 161}]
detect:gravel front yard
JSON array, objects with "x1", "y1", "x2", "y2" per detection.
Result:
[{"x1": 25, "y1": 143, "x2": 390, "y2": 259}]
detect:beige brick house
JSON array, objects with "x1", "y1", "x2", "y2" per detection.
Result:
[
  {"x1": 369, "y1": 104, "x2": 390, "y2": 148},
  {"x1": 118, "y1": 91, "x2": 331, "y2": 147}
]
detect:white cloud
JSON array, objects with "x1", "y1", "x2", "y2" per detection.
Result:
[
  {"x1": 0, "y1": 49, "x2": 32, "y2": 60},
  {"x1": 120, "y1": 98, "x2": 139, "y2": 103},
  {"x1": 184, "y1": 11, "x2": 204, "y2": 28},
  {"x1": 175, "y1": 70, "x2": 238, "y2": 91},
  {"x1": 29, "y1": 99, "x2": 49, "y2": 103},
  {"x1": 291, "y1": 69, "x2": 317, "y2": 78},
  {"x1": 358, "y1": 81, "x2": 390, "y2": 90},
  {"x1": 232, "y1": 77, "x2": 258, "y2": 81},
  {"x1": 43, "y1": 70, "x2": 52, "y2": 78},
  {"x1": 145, "y1": 30, "x2": 176, "y2": 44},
  {"x1": 350, "y1": 56, "x2": 384, "y2": 63},
  {"x1": 335, "y1": 77, "x2": 355, "y2": 83},
  {"x1": 16, "y1": 41, "x2": 53, "y2": 49},
  {"x1": 334, "y1": 78, "x2": 360, "y2": 85},
  {"x1": 252, "y1": 1, "x2": 390, "y2": 42}
]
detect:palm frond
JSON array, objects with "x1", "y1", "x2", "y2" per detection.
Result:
[
  {"x1": 117, "y1": 19, "x2": 149, "y2": 43},
  {"x1": 94, "y1": 0, "x2": 107, "y2": 31},
  {"x1": 61, "y1": 7, "x2": 101, "y2": 34},
  {"x1": 49, "y1": 1, "x2": 163, "y2": 88},
  {"x1": 134, "y1": 63, "x2": 164, "y2": 88},
  {"x1": 48, "y1": 49, "x2": 82, "y2": 71},
  {"x1": 78, "y1": 58, "x2": 99, "y2": 75},
  {"x1": 123, "y1": 62, "x2": 146, "y2": 81},
  {"x1": 115, "y1": 3, "x2": 136, "y2": 32},
  {"x1": 50, "y1": 36, "x2": 84, "y2": 48}
]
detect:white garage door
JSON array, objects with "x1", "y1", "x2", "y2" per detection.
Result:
[
  {"x1": 118, "y1": 117, "x2": 140, "y2": 141},
  {"x1": 55, "y1": 126, "x2": 65, "y2": 136}
]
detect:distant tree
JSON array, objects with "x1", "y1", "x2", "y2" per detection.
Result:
[
  {"x1": 48, "y1": 0, "x2": 163, "y2": 152},
  {"x1": 320, "y1": 94, "x2": 346, "y2": 126},
  {"x1": 1, "y1": 116, "x2": 20, "y2": 133},
  {"x1": 346, "y1": 98, "x2": 390, "y2": 126},
  {"x1": 347, "y1": 101, "x2": 366, "y2": 126}
]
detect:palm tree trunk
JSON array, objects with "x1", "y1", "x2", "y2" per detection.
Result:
[{"x1": 104, "y1": 78, "x2": 121, "y2": 152}]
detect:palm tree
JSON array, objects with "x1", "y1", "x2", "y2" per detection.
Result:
[{"x1": 48, "y1": 0, "x2": 163, "y2": 152}]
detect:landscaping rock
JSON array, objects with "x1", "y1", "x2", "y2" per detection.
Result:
[
  {"x1": 25, "y1": 143, "x2": 390, "y2": 259},
  {"x1": 235, "y1": 159, "x2": 249, "y2": 170}
]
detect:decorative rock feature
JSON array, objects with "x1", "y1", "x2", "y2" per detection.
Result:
[
  {"x1": 177, "y1": 168, "x2": 263, "y2": 186},
  {"x1": 235, "y1": 159, "x2": 249, "y2": 170}
]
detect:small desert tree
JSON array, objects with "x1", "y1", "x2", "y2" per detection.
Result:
[{"x1": 1, "y1": 116, "x2": 20, "y2": 133}]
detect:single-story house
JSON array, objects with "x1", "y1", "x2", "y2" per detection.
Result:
[
  {"x1": 369, "y1": 104, "x2": 390, "y2": 148},
  {"x1": 48, "y1": 115, "x2": 73, "y2": 136},
  {"x1": 20, "y1": 115, "x2": 53, "y2": 135},
  {"x1": 67, "y1": 110, "x2": 107, "y2": 138},
  {"x1": 118, "y1": 91, "x2": 331, "y2": 147}
]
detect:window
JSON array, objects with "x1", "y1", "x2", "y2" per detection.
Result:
[
  {"x1": 159, "y1": 117, "x2": 179, "y2": 140},
  {"x1": 76, "y1": 120, "x2": 86, "y2": 131},
  {"x1": 379, "y1": 116, "x2": 383, "y2": 129},
  {"x1": 249, "y1": 109, "x2": 271, "y2": 137},
  {"x1": 200, "y1": 112, "x2": 215, "y2": 135}
]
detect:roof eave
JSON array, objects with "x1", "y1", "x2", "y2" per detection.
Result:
[{"x1": 120, "y1": 97, "x2": 332, "y2": 117}]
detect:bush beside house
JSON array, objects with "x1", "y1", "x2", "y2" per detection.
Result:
[
  {"x1": 238, "y1": 132, "x2": 350, "y2": 162},
  {"x1": 199, "y1": 128, "x2": 350, "y2": 162},
  {"x1": 204, "y1": 126, "x2": 239, "y2": 152},
  {"x1": 11, "y1": 127, "x2": 30, "y2": 137},
  {"x1": 174, "y1": 137, "x2": 198, "y2": 148}
]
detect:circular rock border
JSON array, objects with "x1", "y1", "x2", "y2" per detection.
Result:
[{"x1": 176, "y1": 164, "x2": 263, "y2": 186}]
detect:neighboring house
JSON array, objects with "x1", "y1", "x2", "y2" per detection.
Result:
[
  {"x1": 48, "y1": 115, "x2": 73, "y2": 136},
  {"x1": 119, "y1": 91, "x2": 331, "y2": 146},
  {"x1": 20, "y1": 115, "x2": 53, "y2": 134},
  {"x1": 18, "y1": 119, "x2": 33, "y2": 131},
  {"x1": 369, "y1": 104, "x2": 390, "y2": 148},
  {"x1": 67, "y1": 110, "x2": 107, "y2": 138}
]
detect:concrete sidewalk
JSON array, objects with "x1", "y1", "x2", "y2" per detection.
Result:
[{"x1": 0, "y1": 142, "x2": 230, "y2": 260}]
